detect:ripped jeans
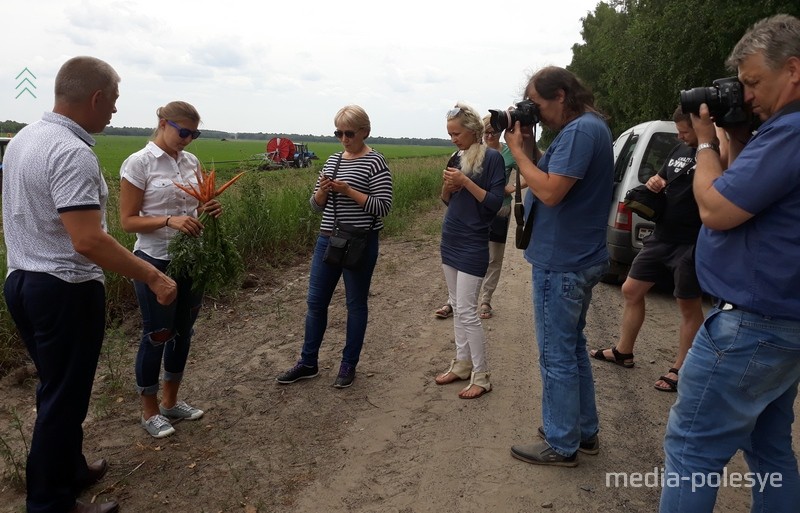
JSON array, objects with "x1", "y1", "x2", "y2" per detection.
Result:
[{"x1": 133, "y1": 250, "x2": 203, "y2": 396}]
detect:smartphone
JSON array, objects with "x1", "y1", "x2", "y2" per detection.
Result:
[{"x1": 446, "y1": 152, "x2": 461, "y2": 169}]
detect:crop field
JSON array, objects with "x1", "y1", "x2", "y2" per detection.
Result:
[
  {"x1": 93, "y1": 135, "x2": 453, "y2": 176},
  {"x1": 0, "y1": 135, "x2": 456, "y2": 376}
]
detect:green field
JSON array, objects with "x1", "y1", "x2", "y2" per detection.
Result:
[
  {"x1": 0, "y1": 135, "x2": 456, "y2": 377},
  {"x1": 93, "y1": 135, "x2": 453, "y2": 175}
]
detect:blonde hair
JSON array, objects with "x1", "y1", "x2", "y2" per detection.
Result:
[
  {"x1": 447, "y1": 102, "x2": 486, "y2": 177},
  {"x1": 335, "y1": 105, "x2": 371, "y2": 138}
]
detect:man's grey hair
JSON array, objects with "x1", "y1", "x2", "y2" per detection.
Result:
[
  {"x1": 727, "y1": 14, "x2": 800, "y2": 70},
  {"x1": 55, "y1": 56, "x2": 120, "y2": 104}
]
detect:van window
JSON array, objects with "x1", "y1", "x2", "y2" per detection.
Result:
[
  {"x1": 638, "y1": 132, "x2": 680, "y2": 182},
  {"x1": 613, "y1": 133, "x2": 638, "y2": 183}
]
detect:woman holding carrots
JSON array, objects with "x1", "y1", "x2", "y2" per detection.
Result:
[{"x1": 119, "y1": 101, "x2": 220, "y2": 438}]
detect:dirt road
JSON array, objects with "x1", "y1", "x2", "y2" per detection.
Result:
[{"x1": 1, "y1": 205, "x2": 795, "y2": 512}]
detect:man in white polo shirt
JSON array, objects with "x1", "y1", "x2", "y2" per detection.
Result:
[{"x1": 2, "y1": 56, "x2": 177, "y2": 513}]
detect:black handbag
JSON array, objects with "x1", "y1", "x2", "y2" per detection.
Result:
[
  {"x1": 322, "y1": 153, "x2": 376, "y2": 270},
  {"x1": 623, "y1": 185, "x2": 666, "y2": 221}
]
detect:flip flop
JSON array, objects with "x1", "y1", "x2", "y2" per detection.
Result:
[{"x1": 434, "y1": 304, "x2": 453, "y2": 319}]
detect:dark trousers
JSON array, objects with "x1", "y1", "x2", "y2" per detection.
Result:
[{"x1": 4, "y1": 271, "x2": 105, "y2": 513}]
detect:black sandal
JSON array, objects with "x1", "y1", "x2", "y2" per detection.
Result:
[
  {"x1": 590, "y1": 346, "x2": 635, "y2": 368},
  {"x1": 655, "y1": 367, "x2": 679, "y2": 392}
]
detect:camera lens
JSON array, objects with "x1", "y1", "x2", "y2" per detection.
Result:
[
  {"x1": 680, "y1": 86, "x2": 716, "y2": 115},
  {"x1": 489, "y1": 109, "x2": 511, "y2": 132}
]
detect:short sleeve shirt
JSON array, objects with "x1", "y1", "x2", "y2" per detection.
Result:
[
  {"x1": 120, "y1": 141, "x2": 201, "y2": 260},
  {"x1": 2, "y1": 112, "x2": 107, "y2": 283},
  {"x1": 695, "y1": 108, "x2": 800, "y2": 320},
  {"x1": 523, "y1": 112, "x2": 614, "y2": 271}
]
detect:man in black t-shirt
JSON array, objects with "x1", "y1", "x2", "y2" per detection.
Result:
[{"x1": 591, "y1": 107, "x2": 714, "y2": 392}]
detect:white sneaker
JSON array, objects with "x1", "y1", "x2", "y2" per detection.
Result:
[
  {"x1": 159, "y1": 400, "x2": 204, "y2": 421},
  {"x1": 141, "y1": 414, "x2": 176, "y2": 438}
]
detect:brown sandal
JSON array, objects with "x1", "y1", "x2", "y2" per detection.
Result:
[
  {"x1": 654, "y1": 368, "x2": 679, "y2": 392},
  {"x1": 434, "y1": 304, "x2": 453, "y2": 319},
  {"x1": 590, "y1": 346, "x2": 635, "y2": 368}
]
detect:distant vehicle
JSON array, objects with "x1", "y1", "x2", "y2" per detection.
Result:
[
  {"x1": 603, "y1": 120, "x2": 680, "y2": 284},
  {"x1": 292, "y1": 143, "x2": 318, "y2": 168},
  {"x1": 255, "y1": 137, "x2": 318, "y2": 170}
]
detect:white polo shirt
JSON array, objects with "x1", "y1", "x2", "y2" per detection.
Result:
[
  {"x1": 2, "y1": 112, "x2": 107, "y2": 283},
  {"x1": 120, "y1": 141, "x2": 201, "y2": 260}
]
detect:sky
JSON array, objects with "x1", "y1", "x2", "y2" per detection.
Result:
[{"x1": 2, "y1": 0, "x2": 602, "y2": 140}]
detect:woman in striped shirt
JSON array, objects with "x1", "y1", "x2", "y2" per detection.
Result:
[{"x1": 276, "y1": 105, "x2": 393, "y2": 389}]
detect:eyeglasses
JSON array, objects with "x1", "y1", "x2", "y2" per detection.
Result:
[
  {"x1": 484, "y1": 130, "x2": 498, "y2": 137},
  {"x1": 334, "y1": 129, "x2": 358, "y2": 139},
  {"x1": 166, "y1": 120, "x2": 201, "y2": 140},
  {"x1": 446, "y1": 107, "x2": 463, "y2": 119}
]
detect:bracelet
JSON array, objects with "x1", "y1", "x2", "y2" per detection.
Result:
[
  {"x1": 165, "y1": 215, "x2": 172, "y2": 228},
  {"x1": 696, "y1": 142, "x2": 720, "y2": 155}
]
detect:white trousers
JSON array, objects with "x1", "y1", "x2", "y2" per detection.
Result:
[{"x1": 442, "y1": 264, "x2": 488, "y2": 372}]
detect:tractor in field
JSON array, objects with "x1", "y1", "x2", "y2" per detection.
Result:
[{"x1": 256, "y1": 137, "x2": 318, "y2": 170}]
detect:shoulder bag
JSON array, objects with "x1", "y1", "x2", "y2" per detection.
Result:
[{"x1": 322, "y1": 152, "x2": 376, "y2": 270}]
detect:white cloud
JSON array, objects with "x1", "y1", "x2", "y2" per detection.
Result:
[{"x1": 1, "y1": 0, "x2": 601, "y2": 138}]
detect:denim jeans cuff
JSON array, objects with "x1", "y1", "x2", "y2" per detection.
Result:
[
  {"x1": 136, "y1": 383, "x2": 160, "y2": 396},
  {"x1": 163, "y1": 371, "x2": 184, "y2": 383}
]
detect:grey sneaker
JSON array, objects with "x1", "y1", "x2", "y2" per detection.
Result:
[
  {"x1": 141, "y1": 414, "x2": 176, "y2": 438},
  {"x1": 160, "y1": 400, "x2": 204, "y2": 421},
  {"x1": 511, "y1": 441, "x2": 578, "y2": 467},
  {"x1": 537, "y1": 426, "x2": 600, "y2": 455}
]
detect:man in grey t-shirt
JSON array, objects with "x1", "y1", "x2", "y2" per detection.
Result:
[{"x1": 2, "y1": 56, "x2": 176, "y2": 513}]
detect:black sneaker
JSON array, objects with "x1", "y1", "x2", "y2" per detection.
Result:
[
  {"x1": 511, "y1": 441, "x2": 578, "y2": 467},
  {"x1": 332, "y1": 362, "x2": 355, "y2": 388},
  {"x1": 537, "y1": 426, "x2": 600, "y2": 455},
  {"x1": 276, "y1": 362, "x2": 319, "y2": 384}
]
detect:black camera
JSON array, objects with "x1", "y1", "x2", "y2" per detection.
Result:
[
  {"x1": 489, "y1": 99, "x2": 540, "y2": 131},
  {"x1": 679, "y1": 77, "x2": 748, "y2": 127}
]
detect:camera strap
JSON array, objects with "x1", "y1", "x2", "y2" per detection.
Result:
[{"x1": 514, "y1": 124, "x2": 538, "y2": 248}]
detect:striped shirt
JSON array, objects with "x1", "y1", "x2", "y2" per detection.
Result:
[
  {"x1": 311, "y1": 150, "x2": 393, "y2": 232},
  {"x1": 2, "y1": 112, "x2": 107, "y2": 283}
]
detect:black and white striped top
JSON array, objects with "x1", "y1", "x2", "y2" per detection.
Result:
[{"x1": 311, "y1": 150, "x2": 393, "y2": 232}]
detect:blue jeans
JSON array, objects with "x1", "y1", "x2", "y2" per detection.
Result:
[
  {"x1": 660, "y1": 308, "x2": 800, "y2": 513},
  {"x1": 4, "y1": 271, "x2": 105, "y2": 513},
  {"x1": 300, "y1": 232, "x2": 379, "y2": 367},
  {"x1": 532, "y1": 262, "x2": 605, "y2": 456},
  {"x1": 133, "y1": 250, "x2": 203, "y2": 396}
]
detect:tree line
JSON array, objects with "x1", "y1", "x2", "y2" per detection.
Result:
[
  {"x1": 570, "y1": 0, "x2": 800, "y2": 138},
  {"x1": 5, "y1": 2, "x2": 799, "y2": 146}
]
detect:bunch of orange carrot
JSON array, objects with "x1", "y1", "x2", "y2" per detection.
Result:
[{"x1": 167, "y1": 166, "x2": 246, "y2": 295}]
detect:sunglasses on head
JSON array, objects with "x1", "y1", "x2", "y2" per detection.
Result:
[
  {"x1": 334, "y1": 129, "x2": 359, "y2": 139},
  {"x1": 446, "y1": 107, "x2": 463, "y2": 119},
  {"x1": 166, "y1": 120, "x2": 201, "y2": 140}
]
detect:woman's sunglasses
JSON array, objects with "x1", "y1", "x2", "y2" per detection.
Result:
[
  {"x1": 166, "y1": 120, "x2": 201, "y2": 140},
  {"x1": 334, "y1": 129, "x2": 358, "y2": 139}
]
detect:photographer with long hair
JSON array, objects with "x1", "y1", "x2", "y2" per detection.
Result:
[{"x1": 505, "y1": 66, "x2": 614, "y2": 466}]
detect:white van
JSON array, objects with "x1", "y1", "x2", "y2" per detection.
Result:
[{"x1": 603, "y1": 121, "x2": 679, "y2": 283}]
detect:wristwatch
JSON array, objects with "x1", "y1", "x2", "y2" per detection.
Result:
[{"x1": 696, "y1": 142, "x2": 720, "y2": 155}]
